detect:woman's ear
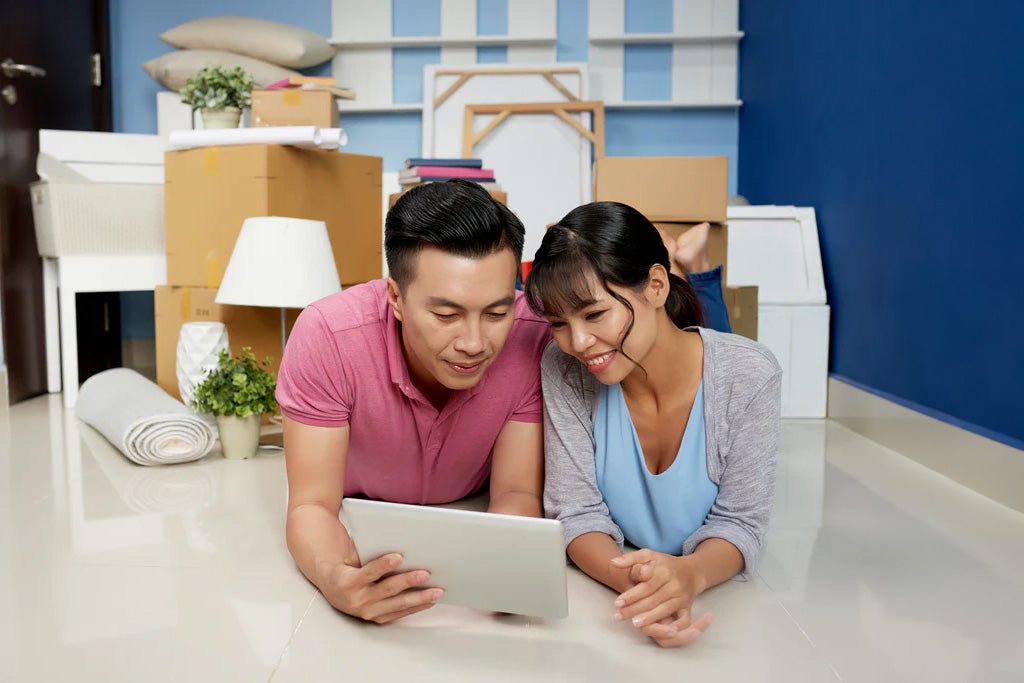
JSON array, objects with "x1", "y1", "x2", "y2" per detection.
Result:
[
  {"x1": 386, "y1": 277, "x2": 404, "y2": 322},
  {"x1": 645, "y1": 264, "x2": 671, "y2": 307}
]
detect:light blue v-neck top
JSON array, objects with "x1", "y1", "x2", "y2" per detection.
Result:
[{"x1": 593, "y1": 381, "x2": 718, "y2": 555}]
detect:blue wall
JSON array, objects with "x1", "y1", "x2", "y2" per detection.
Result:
[
  {"x1": 111, "y1": 0, "x2": 739, "y2": 337},
  {"x1": 738, "y1": 2, "x2": 1024, "y2": 446}
]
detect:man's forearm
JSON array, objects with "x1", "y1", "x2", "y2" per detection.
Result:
[
  {"x1": 487, "y1": 489, "x2": 542, "y2": 518},
  {"x1": 286, "y1": 503, "x2": 352, "y2": 590}
]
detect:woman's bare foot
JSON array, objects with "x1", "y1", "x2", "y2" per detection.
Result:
[
  {"x1": 673, "y1": 222, "x2": 712, "y2": 274},
  {"x1": 656, "y1": 227, "x2": 687, "y2": 278}
]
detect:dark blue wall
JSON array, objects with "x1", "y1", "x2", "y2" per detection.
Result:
[{"x1": 738, "y1": 2, "x2": 1024, "y2": 446}]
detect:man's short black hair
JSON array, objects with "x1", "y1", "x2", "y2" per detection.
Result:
[{"x1": 385, "y1": 179, "x2": 525, "y2": 289}]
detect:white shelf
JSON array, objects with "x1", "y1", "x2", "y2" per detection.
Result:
[
  {"x1": 589, "y1": 31, "x2": 744, "y2": 45},
  {"x1": 604, "y1": 100, "x2": 742, "y2": 110},
  {"x1": 337, "y1": 102, "x2": 423, "y2": 113},
  {"x1": 335, "y1": 100, "x2": 741, "y2": 113},
  {"x1": 329, "y1": 35, "x2": 557, "y2": 49}
]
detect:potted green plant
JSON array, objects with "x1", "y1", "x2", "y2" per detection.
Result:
[
  {"x1": 179, "y1": 64, "x2": 255, "y2": 129},
  {"x1": 191, "y1": 347, "x2": 278, "y2": 460}
]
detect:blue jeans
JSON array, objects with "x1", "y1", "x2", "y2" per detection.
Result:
[{"x1": 688, "y1": 265, "x2": 731, "y2": 333}]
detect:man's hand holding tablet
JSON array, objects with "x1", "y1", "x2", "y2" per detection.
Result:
[{"x1": 319, "y1": 536, "x2": 446, "y2": 624}]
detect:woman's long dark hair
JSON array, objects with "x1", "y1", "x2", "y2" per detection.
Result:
[{"x1": 524, "y1": 202, "x2": 704, "y2": 353}]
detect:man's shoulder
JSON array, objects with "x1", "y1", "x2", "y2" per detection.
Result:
[
  {"x1": 506, "y1": 290, "x2": 553, "y2": 356},
  {"x1": 307, "y1": 279, "x2": 389, "y2": 335},
  {"x1": 512, "y1": 290, "x2": 551, "y2": 335}
]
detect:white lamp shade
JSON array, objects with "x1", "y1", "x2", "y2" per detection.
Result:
[{"x1": 215, "y1": 217, "x2": 342, "y2": 308}]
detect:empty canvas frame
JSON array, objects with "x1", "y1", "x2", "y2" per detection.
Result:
[{"x1": 422, "y1": 63, "x2": 591, "y2": 261}]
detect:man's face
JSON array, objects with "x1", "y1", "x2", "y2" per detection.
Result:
[{"x1": 388, "y1": 245, "x2": 519, "y2": 394}]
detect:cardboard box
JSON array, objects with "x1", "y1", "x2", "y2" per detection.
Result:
[
  {"x1": 388, "y1": 188, "x2": 508, "y2": 208},
  {"x1": 653, "y1": 221, "x2": 728, "y2": 282},
  {"x1": 154, "y1": 285, "x2": 300, "y2": 402},
  {"x1": 594, "y1": 156, "x2": 728, "y2": 223},
  {"x1": 251, "y1": 89, "x2": 339, "y2": 128},
  {"x1": 724, "y1": 286, "x2": 758, "y2": 341},
  {"x1": 165, "y1": 145, "x2": 382, "y2": 288}
]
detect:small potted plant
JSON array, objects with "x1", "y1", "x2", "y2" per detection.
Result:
[
  {"x1": 191, "y1": 347, "x2": 278, "y2": 460},
  {"x1": 179, "y1": 64, "x2": 255, "y2": 129}
]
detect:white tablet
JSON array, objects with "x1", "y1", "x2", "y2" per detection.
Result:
[{"x1": 342, "y1": 498, "x2": 568, "y2": 619}]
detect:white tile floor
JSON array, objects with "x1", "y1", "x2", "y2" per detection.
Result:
[{"x1": 2, "y1": 394, "x2": 1023, "y2": 682}]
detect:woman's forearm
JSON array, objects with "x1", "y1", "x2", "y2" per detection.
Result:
[
  {"x1": 567, "y1": 532, "x2": 633, "y2": 593},
  {"x1": 679, "y1": 537, "x2": 745, "y2": 595}
]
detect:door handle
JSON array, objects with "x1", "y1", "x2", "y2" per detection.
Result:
[{"x1": 2, "y1": 58, "x2": 46, "y2": 79}]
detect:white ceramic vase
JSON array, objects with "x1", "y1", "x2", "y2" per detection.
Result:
[
  {"x1": 216, "y1": 414, "x2": 262, "y2": 460},
  {"x1": 176, "y1": 322, "x2": 230, "y2": 416},
  {"x1": 201, "y1": 106, "x2": 241, "y2": 129}
]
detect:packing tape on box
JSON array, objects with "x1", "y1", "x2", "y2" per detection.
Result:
[
  {"x1": 205, "y1": 258, "x2": 220, "y2": 289},
  {"x1": 283, "y1": 90, "x2": 302, "y2": 105},
  {"x1": 181, "y1": 287, "x2": 191, "y2": 321},
  {"x1": 203, "y1": 148, "x2": 218, "y2": 176}
]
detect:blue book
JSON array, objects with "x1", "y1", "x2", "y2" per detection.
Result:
[{"x1": 405, "y1": 157, "x2": 483, "y2": 168}]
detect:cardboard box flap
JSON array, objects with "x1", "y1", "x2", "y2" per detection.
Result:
[{"x1": 594, "y1": 156, "x2": 728, "y2": 224}]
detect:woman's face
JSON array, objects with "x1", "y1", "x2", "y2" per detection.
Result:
[{"x1": 543, "y1": 269, "x2": 666, "y2": 385}]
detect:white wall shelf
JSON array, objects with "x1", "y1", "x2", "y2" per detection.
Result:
[
  {"x1": 329, "y1": 35, "x2": 556, "y2": 49},
  {"x1": 334, "y1": 99, "x2": 743, "y2": 114},
  {"x1": 604, "y1": 99, "x2": 742, "y2": 109},
  {"x1": 331, "y1": 0, "x2": 560, "y2": 109},
  {"x1": 337, "y1": 102, "x2": 424, "y2": 113},
  {"x1": 327, "y1": 1, "x2": 741, "y2": 114},
  {"x1": 587, "y1": 0, "x2": 741, "y2": 108},
  {"x1": 589, "y1": 31, "x2": 744, "y2": 45}
]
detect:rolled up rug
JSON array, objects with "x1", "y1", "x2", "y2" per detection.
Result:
[{"x1": 76, "y1": 368, "x2": 216, "y2": 466}]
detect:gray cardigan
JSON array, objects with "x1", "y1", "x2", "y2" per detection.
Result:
[{"x1": 540, "y1": 327, "x2": 782, "y2": 580}]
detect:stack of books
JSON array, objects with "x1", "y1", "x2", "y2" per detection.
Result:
[{"x1": 399, "y1": 158, "x2": 501, "y2": 192}]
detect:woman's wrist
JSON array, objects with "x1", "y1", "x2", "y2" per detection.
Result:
[{"x1": 672, "y1": 554, "x2": 709, "y2": 596}]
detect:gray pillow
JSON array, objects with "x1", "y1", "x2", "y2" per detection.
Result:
[
  {"x1": 142, "y1": 50, "x2": 302, "y2": 92},
  {"x1": 160, "y1": 16, "x2": 336, "y2": 69}
]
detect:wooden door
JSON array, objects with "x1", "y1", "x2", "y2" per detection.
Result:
[{"x1": 0, "y1": 0, "x2": 112, "y2": 401}]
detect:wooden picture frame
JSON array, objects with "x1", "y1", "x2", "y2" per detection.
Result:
[
  {"x1": 421, "y1": 63, "x2": 586, "y2": 158},
  {"x1": 433, "y1": 66, "x2": 581, "y2": 109},
  {"x1": 461, "y1": 100, "x2": 605, "y2": 159}
]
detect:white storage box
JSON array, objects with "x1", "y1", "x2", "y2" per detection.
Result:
[
  {"x1": 726, "y1": 206, "x2": 830, "y2": 418},
  {"x1": 31, "y1": 182, "x2": 164, "y2": 257},
  {"x1": 32, "y1": 130, "x2": 166, "y2": 258}
]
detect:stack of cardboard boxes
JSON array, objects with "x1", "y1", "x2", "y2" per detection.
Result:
[
  {"x1": 593, "y1": 156, "x2": 758, "y2": 340},
  {"x1": 154, "y1": 145, "x2": 383, "y2": 401}
]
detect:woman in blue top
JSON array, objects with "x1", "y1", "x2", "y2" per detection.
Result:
[{"x1": 525, "y1": 202, "x2": 781, "y2": 648}]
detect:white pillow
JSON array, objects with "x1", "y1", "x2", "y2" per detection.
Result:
[
  {"x1": 143, "y1": 50, "x2": 302, "y2": 92},
  {"x1": 160, "y1": 16, "x2": 336, "y2": 69}
]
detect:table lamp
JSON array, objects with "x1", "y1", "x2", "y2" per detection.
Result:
[{"x1": 215, "y1": 216, "x2": 342, "y2": 360}]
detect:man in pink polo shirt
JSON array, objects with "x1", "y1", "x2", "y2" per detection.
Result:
[{"x1": 277, "y1": 181, "x2": 550, "y2": 625}]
